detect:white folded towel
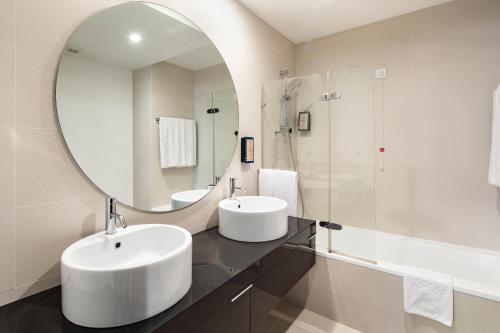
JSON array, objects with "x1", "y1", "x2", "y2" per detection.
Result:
[
  {"x1": 159, "y1": 117, "x2": 196, "y2": 168},
  {"x1": 258, "y1": 169, "x2": 298, "y2": 217},
  {"x1": 403, "y1": 266, "x2": 453, "y2": 327},
  {"x1": 488, "y1": 85, "x2": 500, "y2": 186}
]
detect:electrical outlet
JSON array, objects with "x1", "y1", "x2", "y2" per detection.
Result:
[{"x1": 375, "y1": 68, "x2": 387, "y2": 79}]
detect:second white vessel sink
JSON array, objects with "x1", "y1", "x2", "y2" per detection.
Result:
[
  {"x1": 218, "y1": 196, "x2": 288, "y2": 242},
  {"x1": 171, "y1": 189, "x2": 210, "y2": 210},
  {"x1": 61, "y1": 224, "x2": 192, "y2": 328}
]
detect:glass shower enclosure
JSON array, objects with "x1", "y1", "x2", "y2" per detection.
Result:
[{"x1": 262, "y1": 68, "x2": 376, "y2": 262}]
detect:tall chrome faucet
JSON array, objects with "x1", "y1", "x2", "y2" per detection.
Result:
[
  {"x1": 105, "y1": 197, "x2": 127, "y2": 235},
  {"x1": 229, "y1": 177, "x2": 242, "y2": 200}
]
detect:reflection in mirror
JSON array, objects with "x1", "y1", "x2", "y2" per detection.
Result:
[{"x1": 56, "y1": 2, "x2": 238, "y2": 212}]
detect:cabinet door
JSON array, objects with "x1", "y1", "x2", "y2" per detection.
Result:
[{"x1": 191, "y1": 285, "x2": 252, "y2": 333}]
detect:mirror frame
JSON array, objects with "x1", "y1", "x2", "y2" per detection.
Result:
[{"x1": 53, "y1": 1, "x2": 240, "y2": 214}]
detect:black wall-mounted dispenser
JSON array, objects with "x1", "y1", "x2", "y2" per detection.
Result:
[{"x1": 241, "y1": 137, "x2": 254, "y2": 163}]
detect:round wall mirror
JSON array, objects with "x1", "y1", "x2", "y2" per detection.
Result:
[{"x1": 55, "y1": 2, "x2": 238, "y2": 212}]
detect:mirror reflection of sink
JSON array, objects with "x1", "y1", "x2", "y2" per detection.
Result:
[
  {"x1": 218, "y1": 196, "x2": 288, "y2": 242},
  {"x1": 61, "y1": 224, "x2": 192, "y2": 328},
  {"x1": 171, "y1": 189, "x2": 211, "y2": 210}
]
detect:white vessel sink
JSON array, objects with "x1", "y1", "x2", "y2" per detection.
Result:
[
  {"x1": 218, "y1": 196, "x2": 288, "y2": 242},
  {"x1": 171, "y1": 189, "x2": 210, "y2": 210},
  {"x1": 61, "y1": 224, "x2": 192, "y2": 328}
]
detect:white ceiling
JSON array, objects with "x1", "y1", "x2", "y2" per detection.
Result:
[
  {"x1": 237, "y1": 0, "x2": 453, "y2": 44},
  {"x1": 68, "y1": 2, "x2": 224, "y2": 71}
]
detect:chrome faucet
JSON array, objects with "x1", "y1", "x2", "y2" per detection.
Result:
[
  {"x1": 208, "y1": 176, "x2": 222, "y2": 189},
  {"x1": 105, "y1": 197, "x2": 127, "y2": 235},
  {"x1": 229, "y1": 177, "x2": 242, "y2": 200}
]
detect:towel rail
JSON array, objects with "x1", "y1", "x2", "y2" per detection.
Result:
[{"x1": 155, "y1": 117, "x2": 192, "y2": 123}]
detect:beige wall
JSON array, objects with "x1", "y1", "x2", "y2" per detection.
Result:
[
  {"x1": 0, "y1": 0, "x2": 294, "y2": 305},
  {"x1": 294, "y1": 0, "x2": 500, "y2": 251},
  {"x1": 194, "y1": 63, "x2": 235, "y2": 96},
  {"x1": 285, "y1": 255, "x2": 500, "y2": 333}
]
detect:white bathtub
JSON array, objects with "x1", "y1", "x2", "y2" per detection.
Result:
[{"x1": 315, "y1": 223, "x2": 500, "y2": 302}]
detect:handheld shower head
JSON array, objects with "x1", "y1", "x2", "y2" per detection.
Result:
[
  {"x1": 283, "y1": 78, "x2": 304, "y2": 100},
  {"x1": 288, "y1": 79, "x2": 304, "y2": 97}
]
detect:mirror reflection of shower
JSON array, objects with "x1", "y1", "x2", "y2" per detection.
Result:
[
  {"x1": 194, "y1": 88, "x2": 238, "y2": 190},
  {"x1": 208, "y1": 91, "x2": 219, "y2": 186}
]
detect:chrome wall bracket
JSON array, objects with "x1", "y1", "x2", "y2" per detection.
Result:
[
  {"x1": 320, "y1": 92, "x2": 342, "y2": 101},
  {"x1": 279, "y1": 69, "x2": 289, "y2": 78}
]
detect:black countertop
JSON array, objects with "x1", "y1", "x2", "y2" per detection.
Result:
[{"x1": 0, "y1": 217, "x2": 314, "y2": 333}]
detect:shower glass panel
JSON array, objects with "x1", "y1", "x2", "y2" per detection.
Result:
[
  {"x1": 262, "y1": 79, "x2": 291, "y2": 170},
  {"x1": 261, "y1": 68, "x2": 376, "y2": 263},
  {"x1": 262, "y1": 72, "x2": 330, "y2": 245},
  {"x1": 329, "y1": 68, "x2": 376, "y2": 261},
  {"x1": 293, "y1": 72, "x2": 330, "y2": 223}
]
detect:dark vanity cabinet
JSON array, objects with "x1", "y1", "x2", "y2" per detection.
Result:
[
  {"x1": 178, "y1": 222, "x2": 316, "y2": 333},
  {"x1": 191, "y1": 285, "x2": 252, "y2": 333}
]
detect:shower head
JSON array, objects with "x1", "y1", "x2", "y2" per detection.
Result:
[
  {"x1": 288, "y1": 79, "x2": 304, "y2": 97},
  {"x1": 283, "y1": 78, "x2": 304, "y2": 100}
]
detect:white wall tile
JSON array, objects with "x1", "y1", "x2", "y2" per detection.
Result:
[
  {"x1": 15, "y1": 196, "x2": 103, "y2": 287},
  {"x1": 15, "y1": 128, "x2": 96, "y2": 206}
]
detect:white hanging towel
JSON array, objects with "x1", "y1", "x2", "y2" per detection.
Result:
[
  {"x1": 403, "y1": 266, "x2": 453, "y2": 327},
  {"x1": 159, "y1": 117, "x2": 196, "y2": 168},
  {"x1": 258, "y1": 169, "x2": 298, "y2": 217},
  {"x1": 488, "y1": 85, "x2": 500, "y2": 186}
]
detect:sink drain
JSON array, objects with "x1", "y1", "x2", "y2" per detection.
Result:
[{"x1": 115, "y1": 242, "x2": 121, "y2": 249}]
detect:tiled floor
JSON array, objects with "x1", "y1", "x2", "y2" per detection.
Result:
[{"x1": 266, "y1": 302, "x2": 361, "y2": 333}]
